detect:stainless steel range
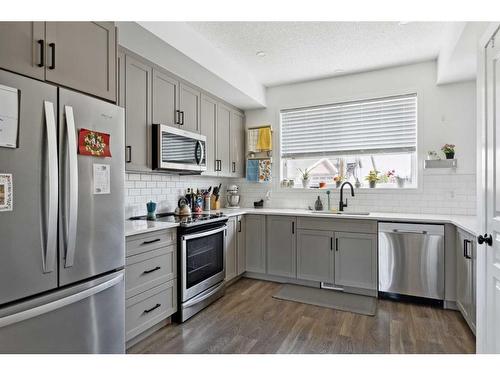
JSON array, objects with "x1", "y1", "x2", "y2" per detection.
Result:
[{"x1": 130, "y1": 212, "x2": 228, "y2": 322}]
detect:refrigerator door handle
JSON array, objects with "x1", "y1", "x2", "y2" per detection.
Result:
[
  {"x1": 64, "y1": 106, "x2": 79, "y2": 268},
  {"x1": 0, "y1": 273, "x2": 123, "y2": 329},
  {"x1": 43, "y1": 101, "x2": 58, "y2": 273}
]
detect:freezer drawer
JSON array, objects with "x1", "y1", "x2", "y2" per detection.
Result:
[
  {"x1": 378, "y1": 222, "x2": 445, "y2": 300},
  {"x1": 0, "y1": 271, "x2": 125, "y2": 354}
]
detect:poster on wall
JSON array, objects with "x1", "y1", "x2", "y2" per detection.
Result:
[
  {"x1": 0, "y1": 173, "x2": 13, "y2": 212},
  {"x1": 78, "y1": 128, "x2": 111, "y2": 157}
]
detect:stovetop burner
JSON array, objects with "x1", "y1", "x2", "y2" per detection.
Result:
[{"x1": 129, "y1": 211, "x2": 227, "y2": 227}]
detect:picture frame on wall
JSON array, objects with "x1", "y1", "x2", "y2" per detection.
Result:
[{"x1": 0, "y1": 173, "x2": 13, "y2": 212}]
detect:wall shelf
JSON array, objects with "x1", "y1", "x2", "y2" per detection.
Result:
[{"x1": 424, "y1": 159, "x2": 457, "y2": 169}]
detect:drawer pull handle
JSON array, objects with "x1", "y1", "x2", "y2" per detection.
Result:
[
  {"x1": 143, "y1": 303, "x2": 161, "y2": 314},
  {"x1": 143, "y1": 266, "x2": 161, "y2": 274},
  {"x1": 142, "y1": 238, "x2": 161, "y2": 245}
]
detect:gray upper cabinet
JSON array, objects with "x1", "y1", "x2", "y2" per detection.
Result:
[
  {"x1": 179, "y1": 83, "x2": 201, "y2": 133},
  {"x1": 152, "y1": 69, "x2": 179, "y2": 127},
  {"x1": 266, "y1": 216, "x2": 296, "y2": 278},
  {"x1": 0, "y1": 22, "x2": 45, "y2": 80},
  {"x1": 124, "y1": 54, "x2": 152, "y2": 172},
  {"x1": 296, "y1": 229, "x2": 334, "y2": 283},
  {"x1": 200, "y1": 94, "x2": 218, "y2": 175},
  {"x1": 237, "y1": 215, "x2": 246, "y2": 276},
  {"x1": 45, "y1": 22, "x2": 116, "y2": 102},
  {"x1": 230, "y1": 111, "x2": 245, "y2": 178},
  {"x1": 225, "y1": 217, "x2": 238, "y2": 282},
  {"x1": 117, "y1": 50, "x2": 125, "y2": 107},
  {"x1": 245, "y1": 215, "x2": 266, "y2": 274},
  {"x1": 456, "y1": 229, "x2": 476, "y2": 334},
  {"x1": 216, "y1": 103, "x2": 231, "y2": 177},
  {"x1": 334, "y1": 232, "x2": 377, "y2": 291}
]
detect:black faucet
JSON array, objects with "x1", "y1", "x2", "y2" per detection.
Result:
[{"x1": 339, "y1": 181, "x2": 355, "y2": 211}]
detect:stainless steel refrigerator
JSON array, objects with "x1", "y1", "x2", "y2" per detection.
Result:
[{"x1": 0, "y1": 69, "x2": 125, "y2": 353}]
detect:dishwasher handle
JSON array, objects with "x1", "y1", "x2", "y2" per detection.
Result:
[{"x1": 391, "y1": 229, "x2": 428, "y2": 235}]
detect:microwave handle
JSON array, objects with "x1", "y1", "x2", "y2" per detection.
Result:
[{"x1": 195, "y1": 140, "x2": 204, "y2": 165}]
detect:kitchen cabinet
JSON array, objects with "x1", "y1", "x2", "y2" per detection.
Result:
[
  {"x1": 152, "y1": 68, "x2": 178, "y2": 127},
  {"x1": 179, "y1": 82, "x2": 201, "y2": 133},
  {"x1": 245, "y1": 215, "x2": 266, "y2": 274},
  {"x1": 334, "y1": 232, "x2": 377, "y2": 291},
  {"x1": 216, "y1": 103, "x2": 232, "y2": 177},
  {"x1": 457, "y1": 229, "x2": 476, "y2": 334},
  {"x1": 266, "y1": 216, "x2": 296, "y2": 278},
  {"x1": 0, "y1": 21, "x2": 117, "y2": 102},
  {"x1": 297, "y1": 229, "x2": 334, "y2": 283},
  {"x1": 225, "y1": 217, "x2": 238, "y2": 282},
  {"x1": 124, "y1": 53, "x2": 152, "y2": 172},
  {"x1": 0, "y1": 22, "x2": 45, "y2": 80},
  {"x1": 237, "y1": 215, "x2": 246, "y2": 275},
  {"x1": 117, "y1": 50, "x2": 125, "y2": 107},
  {"x1": 230, "y1": 111, "x2": 245, "y2": 178},
  {"x1": 201, "y1": 94, "x2": 218, "y2": 175}
]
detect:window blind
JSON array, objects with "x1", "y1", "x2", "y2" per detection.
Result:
[{"x1": 280, "y1": 94, "x2": 417, "y2": 158}]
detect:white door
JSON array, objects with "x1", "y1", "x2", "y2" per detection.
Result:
[{"x1": 484, "y1": 27, "x2": 500, "y2": 353}]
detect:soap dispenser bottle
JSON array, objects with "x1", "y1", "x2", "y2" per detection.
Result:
[{"x1": 314, "y1": 196, "x2": 323, "y2": 211}]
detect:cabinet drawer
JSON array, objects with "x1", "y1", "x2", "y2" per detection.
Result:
[
  {"x1": 125, "y1": 245, "x2": 176, "y2": 299},
  {"x1": 297, "y1": 217, "x2": 376, "y2": 234},
  {"x1": 126, "y1": 229, "x2": 176, "y2": 257},
  {"x1": 125, "y1": 280, "x2": 177, "y2": 341}
]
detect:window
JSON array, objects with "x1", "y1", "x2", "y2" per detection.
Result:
[{"x1": 280, "y1": 93, "x2": 417, "y2": 189}]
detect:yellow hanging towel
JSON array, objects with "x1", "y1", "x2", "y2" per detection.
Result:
[{"x1": 256, "y1": 127, "x2": 272, "y2": 151}]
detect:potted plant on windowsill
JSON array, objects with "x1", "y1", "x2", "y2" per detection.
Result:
[
  {"x1": 297, "y1": 166, "x2": 316, "y2": 188},
  {"x1": 364, "y1": 170, "x2": 381, "y2": 188},
  {"x1": 441, "y1": 144, "x2": 456, "y2": 159},
  {"x1": 333, "y1": 175, "x2": 344, "y2": 188}
]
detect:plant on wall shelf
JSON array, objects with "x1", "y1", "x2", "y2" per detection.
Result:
[
  {"x1": 441, "y1": 144, "x2": 456, "y2": 159},
  {"x1": 364, "y1": 170, "x2": 381, "y2": 188},
  {"x1": 297, "y1": 166, "x2": 317, "y2": 188}
]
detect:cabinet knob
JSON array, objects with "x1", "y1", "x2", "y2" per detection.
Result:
[{"x1": 477, "y1": 233, "x2": 493, "y2": 246}]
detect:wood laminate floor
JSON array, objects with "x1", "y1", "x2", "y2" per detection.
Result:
[{"x1": 128, "y1": 278, "x2": 476, "y2": 354}]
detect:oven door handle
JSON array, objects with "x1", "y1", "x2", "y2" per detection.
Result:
[
  {"x1": 182, "y1": 225, "x2": 227, "y2": 241},
  {"x1": 183, "y1": 282, "x2": 225, "y2": 309}
]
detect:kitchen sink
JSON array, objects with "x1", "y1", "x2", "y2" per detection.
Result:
[{"x1": 311, "y1": 211, "x2": 370, "y2": 216}]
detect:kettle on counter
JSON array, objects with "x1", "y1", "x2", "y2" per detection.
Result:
[{"x1": 175, "y1": 197, "x2": 192, "y2": 216}]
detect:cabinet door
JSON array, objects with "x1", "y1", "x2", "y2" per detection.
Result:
[
  {"x1": 200, "y1": 94, "x2": 218, "y2": 175},
  {"x1": 266, "y1": 216, "x2": 296, "y2": 278},
  {"x1": 0, "y1": 22, "x2": 45, "y2": 80},
  {"x1": 334, "y1": 232, "x2": 377, "y2": 290},
  {"x1": 179, "y1": 82, "x2": 200, "y2": 133},
  {"x1": 216, "y1": 104, "x2": 231, "y2": 176},
  {"x1": 469, "y1": 235, "x2": 476, "y2": 331},
  {"x1": 297, "y1": 229, "x2": 334, "y2": 283},
  {"x1": 456, "y1": 230, "x2": 472, "y2": 322},
  {"x1": 237, "y1": 215, "x2": 246, "y2": 275},
  {"x1": 152, "y1": 69, "x2": 178, "y2": 127},
  {"x1": 225, "y1": 217, "x2": 238, "y2": 282},
  {"x1": 45, "y1": 22, "x2": 116, "y2": 102},
  {"x1": 124, "y1": 54, "x2": 152, "y2": 171},
  {"x1": 230, "y1": 111, "x2": 245, "y2": 178},
  {"x1": 245, "y1": 215, "x2": 266, "y2": 273}
]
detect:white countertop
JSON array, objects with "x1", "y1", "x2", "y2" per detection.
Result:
[{"x1": 125, "y1": 208, "x2": 478, "y2": 237}]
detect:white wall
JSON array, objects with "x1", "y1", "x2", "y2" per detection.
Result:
[{"x1": 236, "y1": 61, "x2": 477, "y2": 215}]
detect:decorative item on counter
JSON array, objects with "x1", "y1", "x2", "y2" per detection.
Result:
[
  {"x1": 78, "y1": 128, "x2": 111, "y2": 157},
  {"x1": 258, "y1": 159, "x2": 272, "y2": 183},
  {"x1": 364, "y1": 170, "x2": 381, "y2": 188},
  {"x1": 146, "y1": 200, "x2": 157, "y2": 220},
  {"x1": 254, "y1": 199, "x2": 264, "y2": 208},
  {"x1": 175, "y1": 197, "x2": 192, "y2": 216},
  {"x1": 288, "y1": 179, "x2": 295, "y2": 188},
  {"x1": 246, "y1": 159, "x2": 259, "y2": 182},
  {"x1": 314, "y1": 196, "x2": 323, "y2": 211},
  {"x1": 441, "y1": 144, "x2": 456, "y2": 159},
  {"x1": 281, "y1": 179, "x2": 289, "y2": 188},
  {"x1": 355, "y1": 177, "x2": 362, "y2": 188},
  {"x1": 396, "y1": 176, "x2": 407, "y2": 188},
  {"x1": 427, "y1": 151, "x2": 440, "y2": 160},
  {"x1": 384, "y1": 170, "x2": 396, "y2": 183},
  {"x1": 297, "y1": 166, "x2": 316, "y2": 188}
]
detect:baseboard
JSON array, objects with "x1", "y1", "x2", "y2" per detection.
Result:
[
  {"x1": 126, "y1": 317, "x2": 171, "y2": 350},
  {"x1": 444, "y1": 300, "x2": 458, "y2": 311}
]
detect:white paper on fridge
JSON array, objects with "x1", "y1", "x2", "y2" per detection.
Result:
[
  {"x1": 93, "y1": 164, "x2": 111, "y2": 195},
  {"x1": 0, "y1": 84, "x2": 19, "y2": 148},
  {"x1": 0, "y1": 173, "x2": 13, "y2": 212}
]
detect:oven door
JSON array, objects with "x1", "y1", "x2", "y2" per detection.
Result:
[
  {"x1": 181, "y1": 225, "x2": 226, "y2": 302},
  {"x1": 154, "y1": 124, "x2": 206, "y2": 172}
]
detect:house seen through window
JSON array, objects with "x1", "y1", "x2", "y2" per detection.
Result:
[{"x1": 280, "y1": 93, "x2": 417, "y2": 189}]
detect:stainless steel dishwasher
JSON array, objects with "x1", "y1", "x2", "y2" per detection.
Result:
[{"x1": 378, "y1": 222, "x2": 445, "y2": 304}]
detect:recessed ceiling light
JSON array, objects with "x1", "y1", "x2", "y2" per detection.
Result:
[
  {"x1": 398, "y1": 21, "x2": 411, "y2": 26},
  {"x1": 256, "y1": 51, "x2": 266, "y2": 57}
]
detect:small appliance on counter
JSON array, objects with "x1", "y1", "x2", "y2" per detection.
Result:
[{"x1": 226, "y1": 184, "x2": 240, "y2": 208}]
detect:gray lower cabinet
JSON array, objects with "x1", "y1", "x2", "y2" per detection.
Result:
[
  {"x1": 237, "y1": 215, "x2": 246, "y2": 275},
  {"x1": 201, "y1": 94, "x2": 218, "y2": 175},
  {"x1": 457, "y1": 229, "x2": 476, "y2": 334},
  {"x1": 124, "y1": 53, "x2": 152, "y2": 171},
  {"x1": 230, "y1": 111, "x2": 245, "y2": 178},
  {"x1": 296, "y1": 229, "x2": 334, "y2": 283},
  {"x1": 245, "y1": 215, "x2": 266, "y2": 273},
  {"x1": 216, "y1": 103, "x2": 232, "y2": 177},
  {"x1": 44, "y1": 22, "x2": 116, "y2": 102},
  {"x1": 267, "y1": 216, "x2": 297, "y2": 278},
  {"x1": 152, "y1": 68, "x2": 178, "y2": 127},
  {"x1": 0, "y1": 22, "x2": 45, "y2": 80},
  {"x1": 226, "y1": 217, "x2": 238, "y2": 282},
  {"x1": 334, "y1": 232, "x2": 377, "y2": 291},
  {"x1": 179, "y1": 82, "x2": 201, "y2": 133}
]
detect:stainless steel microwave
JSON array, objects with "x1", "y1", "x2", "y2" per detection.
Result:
[{"x1": 153, "y1": 124, "x2": 207, "y2": 173}]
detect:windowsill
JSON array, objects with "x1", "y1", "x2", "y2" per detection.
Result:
[{"x1": 276, "y1": 186, "x2": 419, "y2": 193}]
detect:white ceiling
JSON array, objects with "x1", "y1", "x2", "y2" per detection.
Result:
[{"x1": 186, "y1": 22, "x2": 459, "y2": 87}]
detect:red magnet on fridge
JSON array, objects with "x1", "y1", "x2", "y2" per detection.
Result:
[{"x1": 78, "y1": 128, "x2": 111, "y2": 157}]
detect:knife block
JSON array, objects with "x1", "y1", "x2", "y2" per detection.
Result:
[{"x1": 211, "y1": 195, "x2": 221, "y2": 210}]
